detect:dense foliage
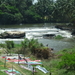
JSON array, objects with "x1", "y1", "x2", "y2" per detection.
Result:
[
  {"x1": 0, "y1": 40, "x2": 75, "y2": 75},
  {"x1": 0, "y1": 0, "x2": 75, "y2": 24},
  {"x1": 55, "y1": 35, "x2": 64, "y2": 39},
  {"x1": 5, "y1": 41, "x2": 15, "y2": 55},
  {"x1": 58, "y1": 53, "x2": 75, "y2": 71},
  {"x1": 19, "y1": 38, "x2": 51, "y2": 59},
  {"x1": 4, "y1": 38, "x2": 52, "y2": 59}
]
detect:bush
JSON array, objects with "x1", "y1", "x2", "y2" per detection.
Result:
[
  {"x1": 0, "y1": 43, "x2": 5, "y2": 47},
  {"x1": 58, "y1": 53, "x2": 75, "y2": 71},
  {"x1": 5, "y1": 41, "x2": 15, "y2": 55},
  {"x1": 35, "y1": 47, "x2": 50, "y2": 59},
  {"x1": 55, "y1": 35, "x2": 64, "y2": 39}
]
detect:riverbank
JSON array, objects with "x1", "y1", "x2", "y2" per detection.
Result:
[{"x1": 0, "y1": 46, "x2": 75, "y2": 75}]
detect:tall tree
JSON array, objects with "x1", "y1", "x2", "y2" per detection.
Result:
[
  {"x1": 53, "y1": 0, "x2": 75, "y2": 23},
  {"x1": 5, "y1": 41, "x2": 15, "y2": 55},
  {"x1": 35, "y1": 0, "x2": 55, "y2": 22}
]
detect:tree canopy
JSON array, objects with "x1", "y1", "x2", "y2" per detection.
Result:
[{"x1": 0, "y1": 0, "x2": 75, "y2": 24}]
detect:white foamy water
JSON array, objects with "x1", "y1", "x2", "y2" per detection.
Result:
[
  {"x1": 0, "y1": 27, "x2": 72, "y2": 41},
  {"x1": 0, "y1": 26, "x2": 74, "y2": 51}
]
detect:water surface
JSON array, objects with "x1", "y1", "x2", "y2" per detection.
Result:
[{"x1": 0, "y1": 23, "x2": 75, "y2": 52}]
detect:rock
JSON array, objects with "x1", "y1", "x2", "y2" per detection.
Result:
[
  {"x1": 43, "y1": 34, "x2": 55, "y2": 37},
  {"x1": 0, "y1": 31, "x2": 25, "y2": 38},
  {"x1": 55, "y1": 25, "x2": 75, "y2": 31},
  {"x1": 55, "y1": 25, "x2": 63, "y2": 29},
  {"x1": 43, "y1": 34, "x2": 55, "y2": 39},
  {"x1": 71, "y1": 30, "x2": 75, "y2": 35}
]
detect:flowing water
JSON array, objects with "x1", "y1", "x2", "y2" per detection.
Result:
[{"x1": 0, "y1": 23, "x2": 75, "y2": 52}]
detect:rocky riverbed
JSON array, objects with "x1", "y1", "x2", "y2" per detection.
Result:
[{"x1": 55, "y1": 24, "x2": 75, "y2": 35}]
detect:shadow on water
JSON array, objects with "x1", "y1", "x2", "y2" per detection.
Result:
[{"x1": 0, "y1": 23, "x2": 59, "y2": 28}]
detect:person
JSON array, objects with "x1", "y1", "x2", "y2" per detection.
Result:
[
  {"x1": 19, "y1": 55, "x2": 22, "y2": 60},
  {"x1": 32, "y1": 67, "x2": 35, "y2": 75},
  {"x1": 51, "y1": 48, "x2": 54, "y2": 53},
  {"x1": 23, "y1": 58, "x2": 28, "y2": 63}
]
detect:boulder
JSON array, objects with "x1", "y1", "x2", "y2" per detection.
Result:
[
  {"x1": 0, "y1": 31, "x2": 25, "y2": 38},
  {"x1": 55, "y1": 25, "x2": 63, "y2": 29},
  {"x1": 43, "y1": 34, "x2": 55, "y2": 39},
  {"x1": 43, "y1": 34, "x2": 55, "y2": 37}
]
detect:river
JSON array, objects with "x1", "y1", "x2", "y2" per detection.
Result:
[{"x1": 0, "y1": 23, "x2": 75, "y2": 52}]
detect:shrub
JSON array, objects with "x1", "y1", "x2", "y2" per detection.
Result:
[
  {"x1": 35, "y1": 47, "x2": 50, "y2": 59},
  {"x1": 5, "y1": 41, "x2": 15, "y2": 55},
  {"x1": 55, "y1": 35, "x2": 64, "y2": 39},
  {"x1": 0, "y1": 43, "x2": 5, "y2": 47},
  {"x1": 58, "y1": 53, "x2": 75, "y2": 71}
]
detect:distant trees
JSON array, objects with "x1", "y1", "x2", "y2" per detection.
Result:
[
  {"x1": 34, "y1": 0, "x2": 55, "y2": 22},
  {"x1": 0, "y1": 0, "x2": 75, "y2": 24},
  {"x1": 0, "y1": 2, "x2": 23, "y2": 24},
  {"x1": 53, "y1": 0, "x2": 75, "y2": 23}
]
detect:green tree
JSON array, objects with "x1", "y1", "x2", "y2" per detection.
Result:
[
  {"x1": 35, "y1": 0, "x2": 54, "y2": 22},
  {"x1": 0, "y1": 2, "x2": 23, "y2": 24},
  {"x1": 20, "y1": 38, "x2": 44, "y2": 56},
  {"x1": 53, "y1": 0, "x2": 75, "y2": 23},
  {"x1": 29, "y1": 38, "x2": 40, "y2": 54},
  {"x1": 5, "y1": 41, "x2": 15, "y2": 55},
  {"x1": 21, "y1": 38, "x2": 30, "y2": 56},
  {"x1": 24, "y1": 6, "x2": 42, "y2": 23}
]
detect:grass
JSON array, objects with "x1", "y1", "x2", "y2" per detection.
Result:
[
  {"x1": 0, "y1": 61, "x2": 8, "y2": 69},
  {"x1": 0, "y1": 61, "x2": 8, "y2": 75},
  {"x1": 0, "y1": 52, "x2": 75, "y2": 75},
  {"x1": 0, "y1": 43, "x2": 75, "y2": 75},
  {"x1": 0, "y1": 56, "x2": 47, "y2": 75},
  {"x1": 0, "y1": 71, "x2": 8, "y2": 75},
  {"x1": 14, "y1": 44, "x2": 22, "y2": 48}
]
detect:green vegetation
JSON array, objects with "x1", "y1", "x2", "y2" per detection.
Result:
[
  {"x1": 0, "y1": 61, "x2": 7, "y2": 69},
  {"x1": 14, "y1": 38, "x2": 52, "y2": 59},
  {"x1": 0, "y1": 39, "x2": 75, "y2": 75},
  {"x1": 0, "y1": 0, "x2": 75, "y2": 24},
  {"x1": 58, "y1": 53, "x2": 75, "y2": 71},
  {"x1": 5, "y1": 41, "x2": 15, "y2": 55},
  {"x1": 0, "y1": 61, "x2": 8, "y2": 75},
  {"x1": 0, "y1": 38, "x2": 52, "y2": 59},
  {"x1": 0, "y1": 71, "x2": 7, "y2": 75},
  {"x1": 55, "y1": 35, "x2": 64, "y2": 39}
]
